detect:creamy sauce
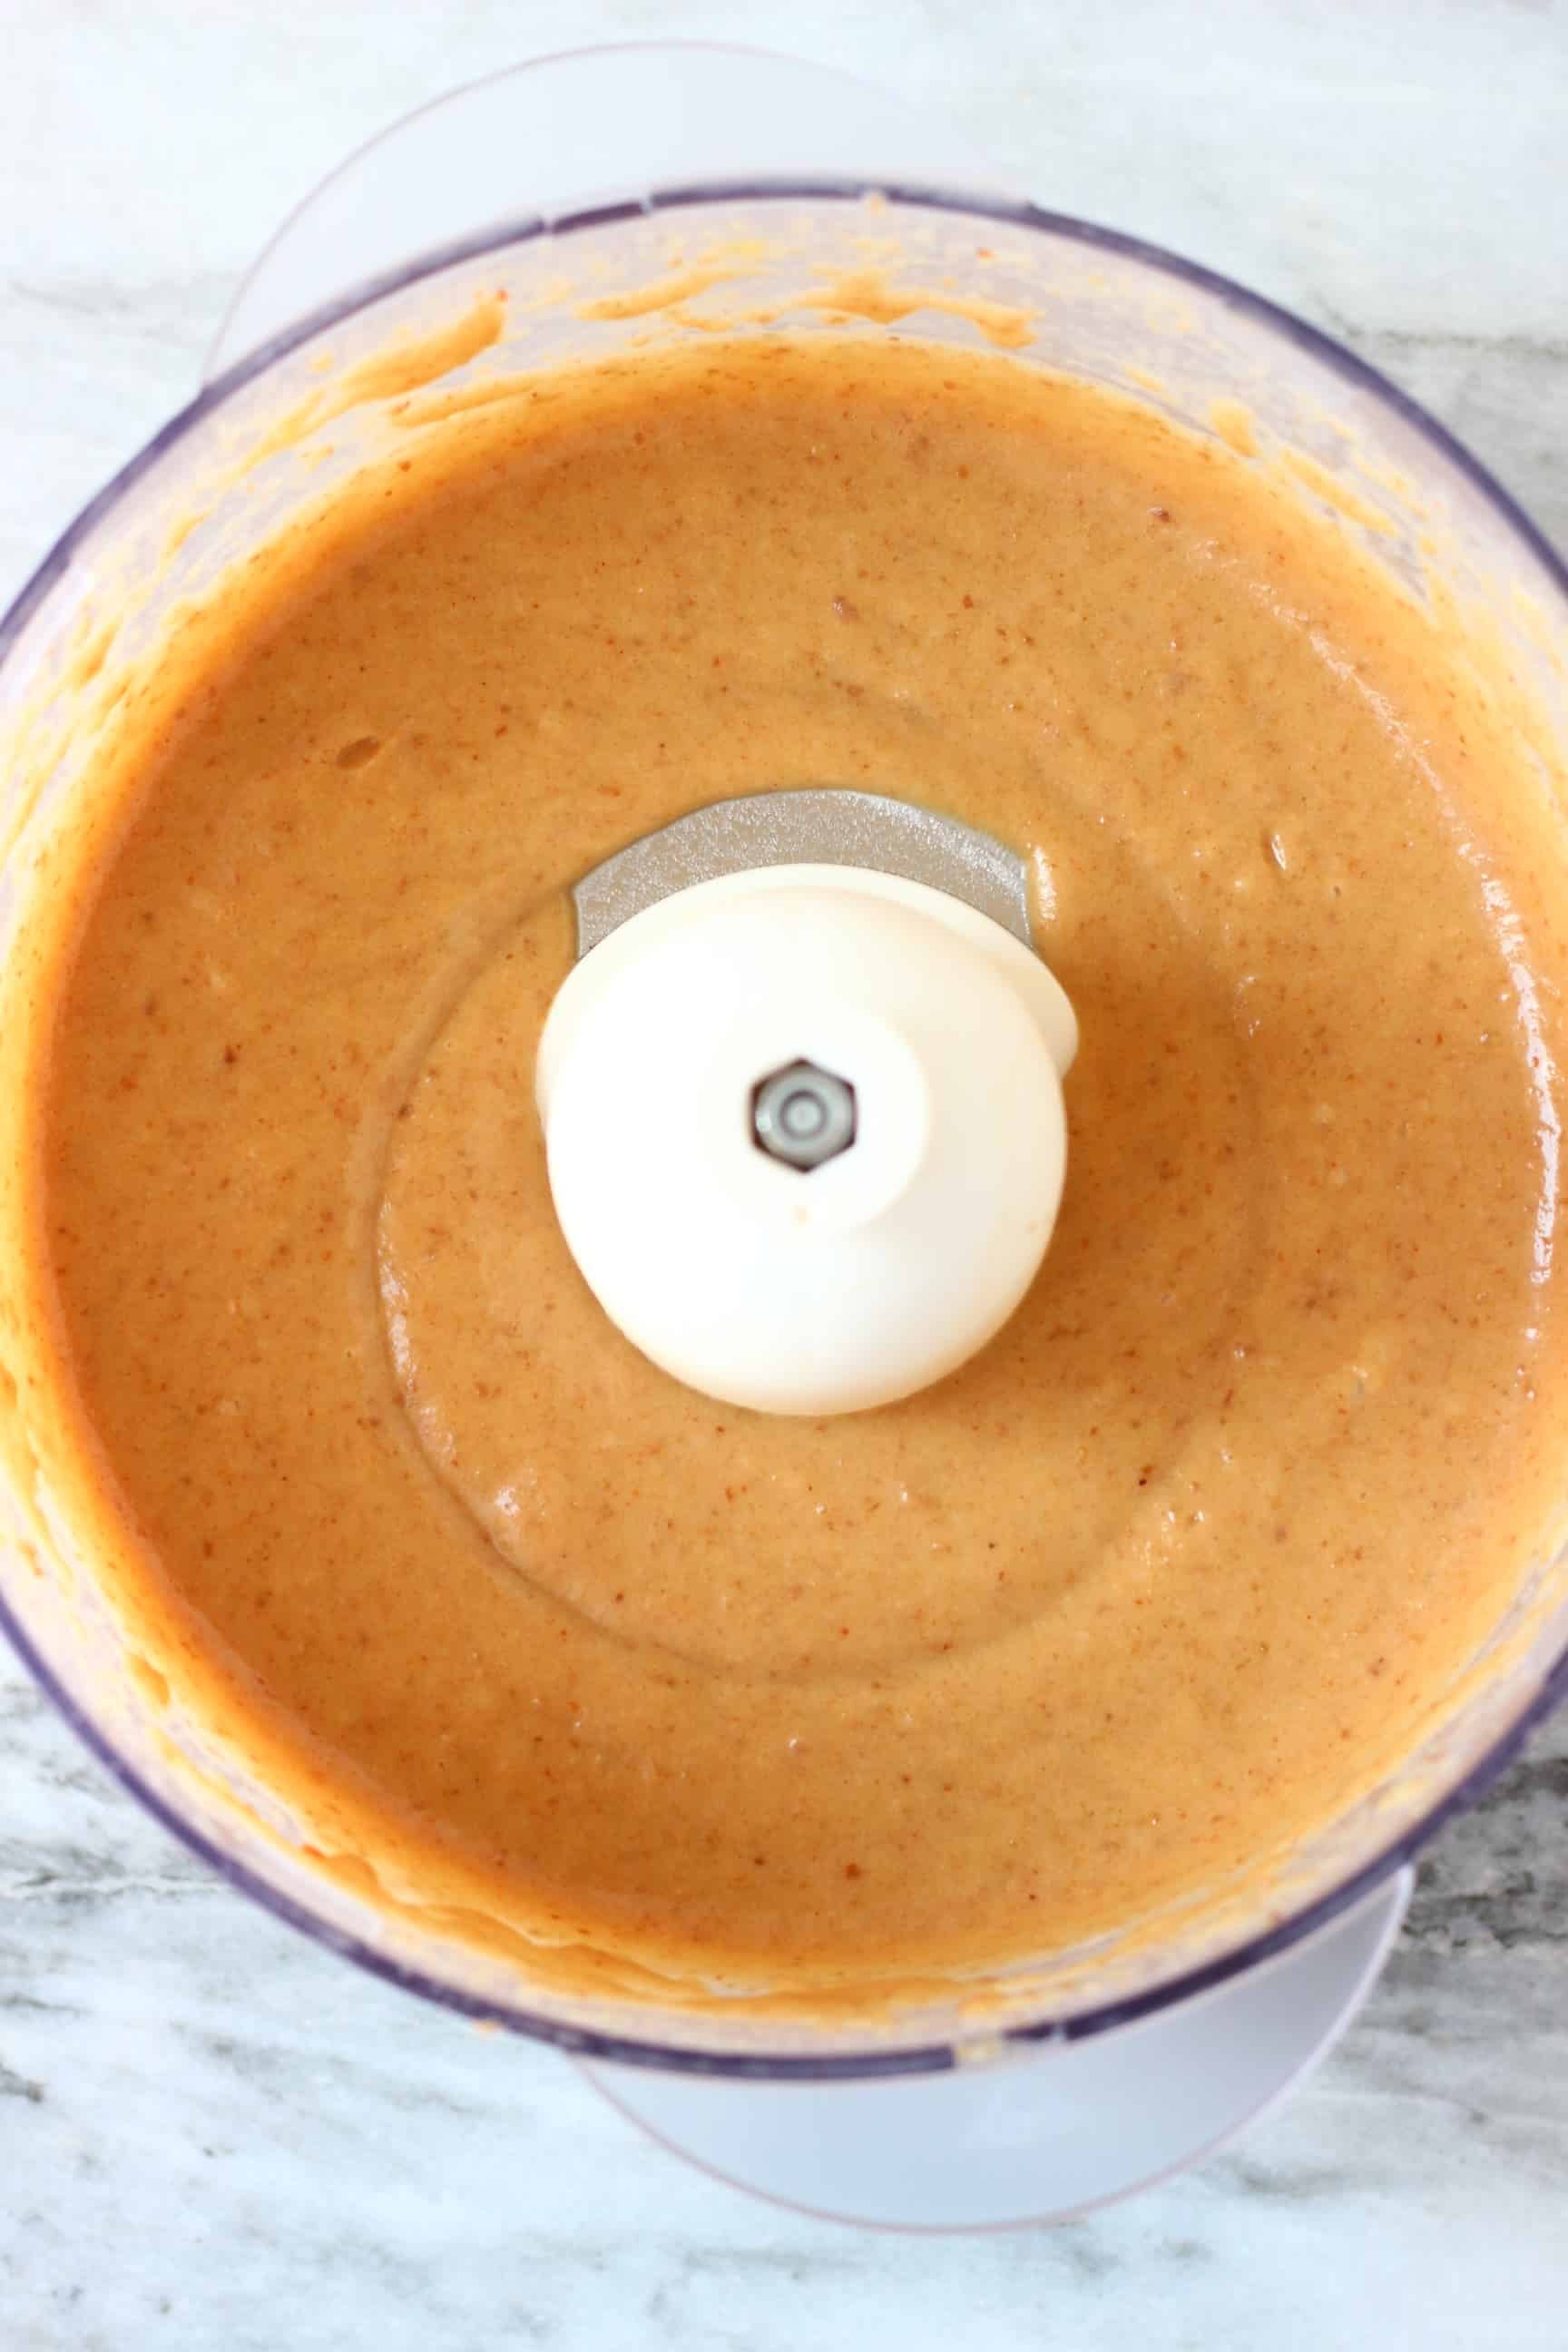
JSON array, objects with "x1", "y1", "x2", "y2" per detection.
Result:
[{"x1": 18, "y1": 333, "x2": 1568, "y2": 2009}]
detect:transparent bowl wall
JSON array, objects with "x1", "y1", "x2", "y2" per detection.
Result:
[{"x1": 2, "y1": 186, "x2": 1566, "y2": 2077}]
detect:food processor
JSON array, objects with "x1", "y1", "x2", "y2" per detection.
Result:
[{"x1": 2, "y1": 44, "x2": 1566, "y2": 2230}]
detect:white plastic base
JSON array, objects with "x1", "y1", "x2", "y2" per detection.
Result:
[
  {"x1": 212, "y1": 46, "x2": 1417, "y2": 2232},
  {"x1": 580, "y1": 1869, "x2": 1411, "y2": 2230},
  {"x1": 207, "y1": 44, "x2": 1012, "y2": 377}
]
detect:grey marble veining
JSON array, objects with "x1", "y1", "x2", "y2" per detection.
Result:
[
  {"x1": 2, "y1": 1656, "x2": 1563, "y2": 2350},
  {"x1": 3, "y1": 1, "x2": 1567, "y2": 2344}
]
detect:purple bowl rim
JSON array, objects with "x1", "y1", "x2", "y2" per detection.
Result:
[{"x1": 3, "y1": 174, "x2": 1567, "y2": 2081}]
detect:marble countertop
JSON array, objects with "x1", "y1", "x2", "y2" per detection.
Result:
[{"x1": 2, "y1": 2, "x2": 1565, "y2": 2342}]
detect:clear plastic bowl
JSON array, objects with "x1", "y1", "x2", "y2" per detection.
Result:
[{"x1": 2, "y1": 180, "x2": 1566, "y2": 2077}]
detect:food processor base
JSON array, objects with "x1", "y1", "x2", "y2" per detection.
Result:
[
  {"x1": 182, "y1": 45, "x2": 1456, "y2": 2225},
  {"x1": 206, "y1": 43, "x2": 1012, "y2": 379},
  {"x1": 578, "y1": 1869, "x2": 1411, "y2": 2229}
]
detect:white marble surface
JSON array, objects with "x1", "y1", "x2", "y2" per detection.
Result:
[{"x1": 2, "y1": 1, "x2": 1566, "y2": 2342}]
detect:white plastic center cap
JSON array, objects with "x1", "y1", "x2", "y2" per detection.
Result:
[{"x1": 535, "y1": 865, "x2": 1077, "y2": 1416}]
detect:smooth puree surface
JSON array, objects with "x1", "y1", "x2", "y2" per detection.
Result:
[{"x1": 18, "y1": 332, "x2": 1568, "y2": 2009}]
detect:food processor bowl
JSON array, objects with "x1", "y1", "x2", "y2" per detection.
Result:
[{"x1": 2, "y1": 48, "x2": 1565, "y2": 2221}]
